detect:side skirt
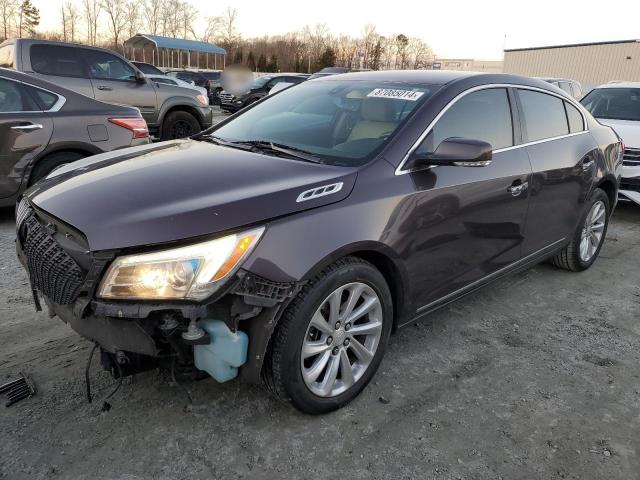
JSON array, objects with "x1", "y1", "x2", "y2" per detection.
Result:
[{"x1": 398, "y1": 238, "x2": 567, "y2": 328}]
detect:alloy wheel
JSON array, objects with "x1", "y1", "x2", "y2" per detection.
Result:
[
  {"x1": 579, "y1": 200, "x2": 606, "y2": 262},
  {"x1": 300, "y1": 282, "x2": 383, "y2": 397}
]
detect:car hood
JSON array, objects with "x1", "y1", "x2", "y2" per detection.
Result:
[
  {"x1": 26, "y1": 139, "x2": 357, "y2": 251},
  {"x1": 595, "y1": 118, "x2": 640, "y2": 148}
]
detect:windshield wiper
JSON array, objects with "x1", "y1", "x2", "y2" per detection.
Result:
[
  {"x1": 200, "y1": 134, "x2": 254, "y2": 151},
  {"x1": 231, "y1": 140, "x2": 324, "y2": 164}
]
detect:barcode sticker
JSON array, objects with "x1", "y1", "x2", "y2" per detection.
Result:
[{"x1": 367, "y1": 88, "x2": 424, "y2": 101}]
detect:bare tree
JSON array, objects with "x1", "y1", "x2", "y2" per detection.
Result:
[
  {"x1": 407, "y1": 37, "x2": 432, "y2": 69},
  {"x1": 82, "y1": 0, "x2": 100, "y2": 45},
  {"x1": 219, "y1": 7, "x2": 239, "y2": 47},
  {"x1": 361, "y1": 23, "x2": 378, "y2": 69},
  {"x1": 0, "y1": 0, "x2": 18, "y2": 41},
  {"x1": 60, "y1": 4, "x2": 67, "y2": 41},
  {"x1": 202, "y1": 14, "x2": 222, "y2": 43},
  {"x1": 65, "y1": 2, "x2": 80, "y2": 41},
  {"x1": 102, "y1": 0, "x2": 127, "y2": 47},
  {"x1": 124, "y1": 1, "x2": 139, "y2": 40},
  {"x1": 142, "y1": 0, "x2": 161, "y2": 35}
]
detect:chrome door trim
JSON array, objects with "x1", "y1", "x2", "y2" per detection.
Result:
[
  {"x1": 396, "y1": 83, "x2": 589, "y2": 176},
  {"x1": 414, "y1": 237, "x2": 567, "y2": 314}
]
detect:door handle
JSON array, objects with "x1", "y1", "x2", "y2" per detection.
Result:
[
  {"x1": 10, "y1": 124, "x2": 43, "y2": 132},
  {"x1": 96, "y1": 85, "x2": 113, "y2": 91},
  {"x1": 508, "y1": 181, "x2": 528, "y2": 196}
]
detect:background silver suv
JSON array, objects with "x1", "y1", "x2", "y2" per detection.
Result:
[{"x1": 0, "y1": 39, "x2": 213, "y2": 140}]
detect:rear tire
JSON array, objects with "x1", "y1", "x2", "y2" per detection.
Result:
[
  {"x1": 161, "y1": 111, "x2": 201, "y2": 140},
  {"x1": 263, "y1": 257, "x2": 393, "y2": 414},
  {"x1": 550, "y1": 188, "x2": 610, "y2": 271},
  {"x1": 29, "y1": 151, "x2": 85, "y2": 185}
]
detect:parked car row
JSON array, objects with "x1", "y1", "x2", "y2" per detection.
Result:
[
  {"x1": 14, "y1": 69, "x2": 622, "y2": 413},
  {"x1": 580, "y1": 82, "x2": 640, "y2": 205},
  {"x1": 0, "y1": 68, "x2": 149, "y2": 207},
  {"x1": 0, "y1": 38, "x2": 214, "y2": 140},
  {"x1": 218, "y1": 73, "x2": 309, "y2": 112}
]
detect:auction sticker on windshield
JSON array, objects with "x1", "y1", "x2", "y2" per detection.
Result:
[{"x1": 367, "y1": 88, "x2": 424, "y2": 101}]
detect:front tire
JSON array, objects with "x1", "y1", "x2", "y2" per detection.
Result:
[
  {"x1": 264, "y1": 257, "x2": 393, "y2": 414},
  {"x1": 551, "y1": 187, "x2": 610, "y2": 271},
  {"x1": 161, "y1": 111, "x2": 201, "y2": 140}
]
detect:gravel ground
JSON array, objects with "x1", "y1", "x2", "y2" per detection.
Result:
[{"x1": 1, "y1": 203, "x2": 639, "y2": 480}]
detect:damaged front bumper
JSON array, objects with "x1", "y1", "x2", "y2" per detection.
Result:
[
  {"x1": 15, "y1": 199, "x2": 301, "y2": 383},
  {"x1": 619, "y1": 165, "x2": 640, "y2": 205}
]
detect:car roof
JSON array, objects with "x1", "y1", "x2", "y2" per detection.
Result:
[
  {"x1": 592, "y1": 82, "x2": 640, "y2": 89},
  {"x1": 537, "y1": 77, "x2": 577, "y2": 82},
  {"x1": 0, "y1": 66, "x2": 77, "y2": 92},
  {"x1": 310, "y1": 70, "x2": 519, "y2": 85}
]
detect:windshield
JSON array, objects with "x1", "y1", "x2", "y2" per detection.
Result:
[
  {"x1": 199, "y1": 71, "x2": 221, "y2": 80},
  {"x1": 211, "y1": 80, "x2": 437, "y2": 166},
  {"x1": 581, "y1": 88, "x2": 640, "y2": 121},
  {"x1": 251, "y1": 76, "x2": 272, "y2": 88},
  {"x1": 135, "y1": 63, "x2": 164, "y2": 75}
]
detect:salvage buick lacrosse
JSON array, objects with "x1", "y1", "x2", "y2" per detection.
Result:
[{"x1": 16, "y1": 71, "x2": 622, "y2": 413}]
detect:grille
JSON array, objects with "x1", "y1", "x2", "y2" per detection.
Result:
[
  {"x1": 15, "y1": 197, "x2": 31, "y2": 228},
  {"x1": 620, "y1": 177, "x2": 640, "y2": 193},
  {"x1": 623, "y1": 147, "x2": 640, "y2": 167},
  {"x1": 19, "y1": 213, "x2": 85, "y2": 305},
  {"x1": 219, "y1": 92, "x2": 235, "y2": 104}
]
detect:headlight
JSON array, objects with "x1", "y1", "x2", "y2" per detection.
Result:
[
  {"x1": 196, "y1": 94, "x2": 209, "y2": 106},
  {"x1": 98, "y1": 227, "x2": 264, "y2": 301}
]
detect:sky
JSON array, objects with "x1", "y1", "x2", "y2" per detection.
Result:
[{"x1": 32, "y1": 0, "x2": 640, "y2": 60}]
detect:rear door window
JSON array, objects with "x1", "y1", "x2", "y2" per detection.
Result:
[
  {"x1": 30, "y1": 44, "x2": 87, "y2": 78},
  {"x1": 518, "y1": 90, "x2": 569, "y2": 142},
  {"x1": 83, "y1": 49, "x2": 136, "y2": 81},
  {"x1": 427, "y1": 88, "x2": 514, "y2": 151},
  {"x1": 565, "y1": 102, "x2": 584, "y2": 133}
]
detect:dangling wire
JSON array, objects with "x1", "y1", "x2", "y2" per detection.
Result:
[
  {"x1": 101, "y1": 360, "x2": 124, "y2": 412},
  {"x1": 85, "y1": 343, "x2": 98, "y2": 403}
]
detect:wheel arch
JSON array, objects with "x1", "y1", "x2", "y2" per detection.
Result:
[
  {"x1": 299, "y1": 241, "x2": 410, "y2": 331},
  {"x1": 159, "y1": 102, "x2": 206, "y2": 130},
  {"x1": 595, "y1": 177, "x2": 618, "y2": 213},
  {"x1": 27, "y1": 145, "x2": 98, "y2": 185}
]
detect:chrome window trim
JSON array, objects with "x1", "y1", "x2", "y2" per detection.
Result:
[
  {"x1": 0, "y1": 75, "x2": 66, "y2": 113},
  {"x1": 395, "y1": 83, "x2": 588, "y2": 176}
]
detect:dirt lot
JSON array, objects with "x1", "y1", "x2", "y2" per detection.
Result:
[{"x1": 1, "y1": 203, "x2": 639, "y2": 480}]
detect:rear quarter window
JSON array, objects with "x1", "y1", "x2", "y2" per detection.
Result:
[
  {"x1": 518, "y1": 90, "x2": 569, "y2": 142},
  {"x1": 565, "y1": 102, "x2": 584, "y2": 133}
]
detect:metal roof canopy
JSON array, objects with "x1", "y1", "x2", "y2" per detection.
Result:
[{"x1": 124, "y1": 34, "x2": 226, "y2": 55}]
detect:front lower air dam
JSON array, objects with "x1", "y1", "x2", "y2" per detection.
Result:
[{"x1": 194, "y1": 320, "x2": 249, "y2": 382}]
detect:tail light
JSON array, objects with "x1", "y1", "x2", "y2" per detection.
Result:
[{"x1": 109, "y1": 118, "x2": 149, "y2": 139}]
